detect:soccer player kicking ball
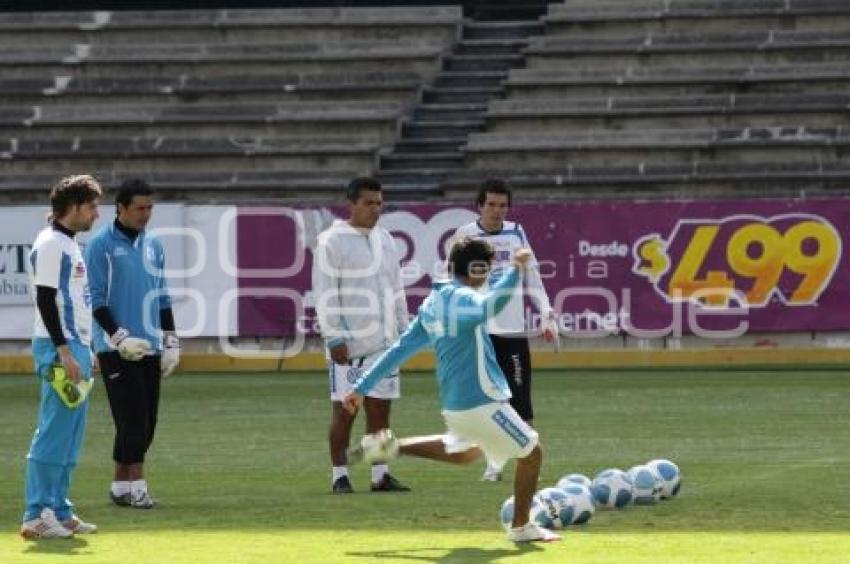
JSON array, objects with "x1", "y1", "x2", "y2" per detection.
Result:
[{"x1": 343, "y1": 239, "x2": 561, "y2": 543}]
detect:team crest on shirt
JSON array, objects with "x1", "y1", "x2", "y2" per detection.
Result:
[
  {"x1": 494, "y1": 250, "x2": 511, "y2": 261},
  {"x1": 113, "y1": 247, "x2": 128, "y2": 257},
  {"x1": 346, "y1": 366, "x2": 364, "y2": 384}
]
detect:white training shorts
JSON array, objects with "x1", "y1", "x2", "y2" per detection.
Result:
[
  {"x1": 441, "y1": 402, "x2": 539, "y2": 468},
  {"x1": 328, "y1": 350, "x2": 400, "y2": 402}
]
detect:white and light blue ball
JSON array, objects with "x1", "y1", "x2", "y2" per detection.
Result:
[
  {"x1": 556, "y1": 472, "x2": 592, "y2": 490},
  {"x1": 591, "y1": 468, "x2": 634, "y2": 509},
  {"x1": 560, "y1": 483, "x2": 595, "y2": 524},
  {"x1": 500, "y1": 495, "x2": 553, "y2": 532},
  {"x1": 646, "y1": 459, "x2": 681, "y2": 499},
  {"x1": 535, "y1": 487, "x2": 575, "y2": 529},
  {"x1": 627, "y1": 464, "x2": 663, "y2": 505}
]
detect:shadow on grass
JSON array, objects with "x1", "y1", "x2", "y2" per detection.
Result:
[
  {"x1": 22, "y1": 536, "x2": 89, "y2": 555},
  {"x1": 346, "y1": 543, "x2": 543, "y2": 562}
]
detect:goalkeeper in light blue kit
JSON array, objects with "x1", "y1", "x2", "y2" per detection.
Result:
[
  {"x1": 85, "y1": 179, "x2": 179, "y2": 509},
  {"x1": 343, "y1": 238, "x2": 561, "y2": 543},
  {"x1": 21, "y1": 175, "x2": 102, "y2": 540}
]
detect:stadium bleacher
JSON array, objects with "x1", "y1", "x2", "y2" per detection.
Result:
[
  {"x1": 1, "y1": 0, "x2": 849, "y2": 200},
  {"x1": 457, "y1": 0, "x2": 850, "y2": 198},
  {"x1": 0, "y1": 6, "x2": 462, "y2": 200}
]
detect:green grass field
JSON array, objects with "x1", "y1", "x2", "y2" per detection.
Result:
[{"x1": 1, "y1": 369, "x2": 849, "y2": 563}]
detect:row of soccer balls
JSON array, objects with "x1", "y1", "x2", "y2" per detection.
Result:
[{"x1": 501, "y1": 459, "x2": 682, "y2": 531}]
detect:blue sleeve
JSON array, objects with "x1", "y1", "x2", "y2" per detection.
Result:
[
  {"x1": 353, "y1": 317, "x2": 430, "y2": 396},
  {"x1": 455, "y1": 266, "x2": 520, "y2": 327},
  {"x1": 156, "y1": 239, "x2": 172, "y2": 310},
  {"x1": 84, "y1": 236, "x2": 110, "y2": 311}
]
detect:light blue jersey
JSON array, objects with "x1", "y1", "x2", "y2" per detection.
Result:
[
  {"x1": 85, "y1": 221, "x2": 171, "y2": 353},
  {"x1": 353, "y1": 267, "x2": 520, "y2": 411}
]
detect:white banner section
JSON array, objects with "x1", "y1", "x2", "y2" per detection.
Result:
[{"x1": 0, "y1": 205, "x2": 237, "y2": 338}]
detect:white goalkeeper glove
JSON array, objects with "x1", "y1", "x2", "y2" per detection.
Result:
[
  {"x1": 110, "y1": 328, "x2": 153, "y2": 361},
  {"x1": 161, "y1": 334, "x2": 180, "y2": 378}
]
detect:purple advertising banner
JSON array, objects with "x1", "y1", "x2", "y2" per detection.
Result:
[{"x1": 237, "y1": 198, "x2": 850, "y2": 337}]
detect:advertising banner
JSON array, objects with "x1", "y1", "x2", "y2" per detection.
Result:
[
  {"x1": 0, "y1": 204, "x2": 194, "y2": 338},
  {"x1": 236, "y1": 198, "x2": 850, "y2": 338}
]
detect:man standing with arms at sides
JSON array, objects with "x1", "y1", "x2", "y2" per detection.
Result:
[
  {"x1": 22, "y1": 175, "x2": 101, "y2": 539},
  {"x1": 85, "y1": 179, "x2": 180, "y2": 509},
  {"x1": 312, "y1": 177, "x2": 410, "y2": 494},
  {"x1": 452, "y1": 179, "x2": 558, "y2": 482},
  {"x1": 343, "y1": 239, "x2": 561, "y2": 543}
]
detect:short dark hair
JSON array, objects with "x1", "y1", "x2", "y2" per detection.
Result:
[
  {"x1": 49, "y1": 175, "x2": 102, "y2": 219},
  {"x1": 476, "y1": 178, "x2": 512, "y2": 207},
  {"x1": 346, "y1": 176, "x2": 382, "y2": 202},
  {"x1": 115, "y1": 178, "x2": 152, "y2": 213},
  {"x1": 448, "y1": 236, "x2": 494, "y2": 278}
]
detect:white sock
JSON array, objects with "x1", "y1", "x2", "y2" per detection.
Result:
[
  {"x1": 371, "y1": 464, "x2": 388, "y2": 484},
  {"x1": 487, "y1": 460, "x2": 504, "y2": 473},
  {"x1": 130, "y1": 479, "x2": 147, "y2": 497},
  {"x1": 332, "y1": 466, "x2": 349, "y2": 483},
  {"x1": 111, "y1": 481, "x2": 130, "y2": 496}
]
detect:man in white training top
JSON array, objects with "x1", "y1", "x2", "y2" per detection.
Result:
[{"x1": 312, "y1": 177, "x2": 411, "y2": 494}]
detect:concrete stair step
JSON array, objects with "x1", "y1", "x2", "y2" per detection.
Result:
[
  {"x1": 442, "y1": 161, "x2": 850, "y2": 196},
  {"x1": 488, "y1": 92, "x2": 850, "y2": 114},
  {"x1": 505, "y1": 64, "x2": 850, "y2": 97},
  {"x1": 455, "y1": 39, "x2": 529, "y2": 56},
  {"x1": 0, "y1": 169, "x2": 358, "y2": 194},
  {"x1": 394, "y1": 137, "x2": 466, "y2": 152},
  {"x1": 403, "y1": 119, "x2": 485, "y2": 138},
  {"x1": 0, "y1": 6, "x2": 464, "y2": 48},
  {"x1": 554, "y1": 0, "x2": 847, "y2": 11},
  {"x1": 463, "y1": 21, "x2": 544, "y2": 40},
  {"x1": 467, "y1": 2, "x2": 551, "y2": 21},
  {"x1": 0, "y1": 101, "x2": 401, "y2": 139},
  {"x1": 444, "y1": 54, "x2": 524, "y2": 72},
  {"x1": 487, "y1": 112, "x2": 850, "y2": 133},
  {"x1": 545, "y1": 0, "x2": 850, "y2": 35},
  {"x1": 446, "y1": 160, "x2": 850, "y2": 186},
  {"x1": 414, "y1": 103, "x2": 488, "y2": 120},
  {"x1": 376, "y1": 168, "x2": 456, "y2": 184},
  {"x1": 380, "y1": 152, "x2": 464, "y2": 170},
  {"x1": 465, "y1": 127, "x2": 850, "y2": 168},
  {"x1": 0, "y1": 41, "x2": 444, "y2": 79},
  {"x1": 433, "y1": 72, "x2": 506, "y2": 88},
  {"x1": 422, "y1": 86, "x2": 502, "y2": 104},
  {"x1": 525, "y1": 31, "x2": 850, "y2": 70},
  {"x1": 484, "y1": 92, "x2": 850, "y2": 131}
]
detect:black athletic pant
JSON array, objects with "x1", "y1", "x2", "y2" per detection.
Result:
[
  {"x1": 98, "y1": 352, "x2": 161, "y2": 465},
  {"x1": 488, "y1": 334, "x2": 533, "y2": 422}
]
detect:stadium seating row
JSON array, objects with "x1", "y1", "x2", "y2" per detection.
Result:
[
  {"x1": 0, "y1": 6, "x2": 463, "y2": 201},
  {"x1": 468, "y1": 0, "x2": 850, "y2": 196},
  {"x1": 2, "y1": 1, "x2": 849, "y2": 200}
]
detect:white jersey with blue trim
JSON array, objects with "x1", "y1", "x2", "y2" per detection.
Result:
[
  {"x1": 29, "y1": 227, "x2": 92, "y2": 346},
  {"x1": 453, "y1": 220, "x2": 552, "y2": 335},
  {"x1": 353, "y1": 267, "x2": 521, "y2": 411}
]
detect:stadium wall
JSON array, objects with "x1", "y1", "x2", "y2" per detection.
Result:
[{"x1": 2, "y1": 199, "x2": 849, "y2": 373}]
